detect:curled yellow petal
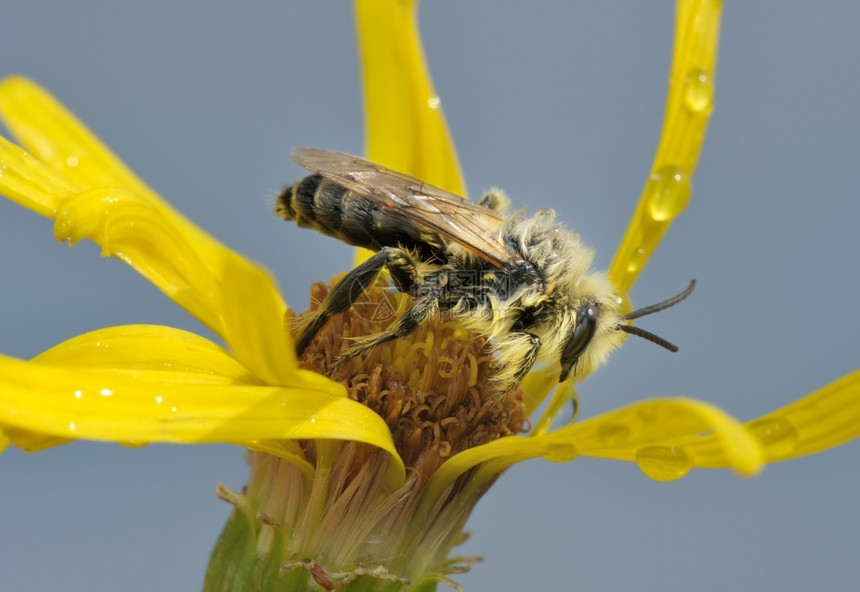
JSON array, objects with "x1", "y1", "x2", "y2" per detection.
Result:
[
  {"x1": 424, "y1": 396, "x2": 760, "y2": 501},
  {"x1": 568, "y1": 397, "x2": 762, "y2": 479},
  {"x1": 609, "y1": 0, "x2": 721, "y2": 295},
  {"x1": 52, "y1": 185, "x2": 297, "y2": 382},
  {"x1": 54, "y1": 187, "x2": 222, "y2": 330},
  {"x1": 0, "y1": 76, "x2": 300, "y2": 385},
  {"x1": 0, "y1": 76, "x2": 219, "y2": 252},
  {"x1": 682, "y1": 369, "x2": 860, "y2": 467}
]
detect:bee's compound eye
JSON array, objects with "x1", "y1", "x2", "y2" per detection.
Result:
[{"x1": 559, "y1": 304, "x2": 597, "y2": 382}]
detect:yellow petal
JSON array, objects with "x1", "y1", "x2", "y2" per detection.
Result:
[
  {"x1": 0, "y1": 77, "x2": 300, "y2": 384},
  {"x1": 244, "y1": 439, "x2": 316, "y2": 481},
  {"x1": 0, "y1": 134, "x2": 79, "y2": 216},
  {"x1": 354, "y1": 0, "x2": 466, "y2": 267},
  {"x1": 0, "y1": 359, "x2": 402, "y2": 479},
  {"x1": 1, "y1": 324, "x2": 404, "y2": 481},
  {"x1": 0, "y1": 354, "x2": 382, "y2": 446},
  {"x1": 746, "y1": 369, "x2": 860, "y2": 460},
  {"x1": 519, "y1": 367, "x2": 559, "y2": 418},
  {"x1": 0, "y1": 76, "x2": 218, "y2": 251},
  {"x1": 609, "y1": 0, "x2": 721, "y2": 295},
  {"x1": 567, "y1": 398, "x2": 762, "y2": 479},
  {"x1": 682, "y1": 369, "x2": 860, "y2": 466},
  {"x1": 0, "y1": 428, "x2": 10, "y2": 453},
  {"x1": 32, "y1": 324, "x2": 260, "y2": 380},
  {"x1": 216, "y1": 253, "x2": 301, "y2": 386},
  {"x1": 531, "y1": 380, "x2": 579, "y2": 436},
  {"x1": 53, "y1": 187, "x2": 224, "y2": 332},
  {"x1": 424, "y1": 396, "x2": 760, "y2": 501},
  {"x1": 1, "y1": 427, "x2": 72, "y2": 452},
  {"x1": 355, "y1": 0, "x2": 465, "y2": 195},
  {"x1": 54, "y1": 185, "x2": 297, "y2": 381}
]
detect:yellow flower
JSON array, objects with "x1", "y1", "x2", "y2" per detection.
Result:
[{"x1": 1, "y1": 1, "x2": 859, "y2": 590}]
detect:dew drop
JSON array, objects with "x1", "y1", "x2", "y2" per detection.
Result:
[
  {"x1": 683, "y1": 69, "x2": 714, "y2": 115},
  {"x1": 626, "y1": 247, "x2": 646, "y2": 274},
  {"x1": 635, "y1": 445, "x2": 693, "y2": 482},
  {"x1": 542, "y1": 439, "x2": 578, "y2": 462},
  {"x1": 68, "y1": 422, "x2": 77, "y2": 432},
  {"x1": 748, "y1": 417, "x2": 799, "y2": 458},
  {"x1": 66, "y1": 155, "x2": 80, "y2": 168},
  {"x1": 596, "y1": 422, "x2": 632, "y2": 445},
  {"x1": 74, "y1": 390, "x2": 83, "y2": 399},
  {"x1": 427, "y1": 96, "x2": 441, "y2": 109},
  {"x1": 646, "y1": 165, "x2": 691, "y2": 222}
]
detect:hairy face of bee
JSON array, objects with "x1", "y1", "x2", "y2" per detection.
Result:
[{"x1": 546, "y1": 271, "x2": 626, "y2": 385}]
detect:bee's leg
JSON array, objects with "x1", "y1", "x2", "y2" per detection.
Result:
[
  {"x1": 497, "y1": 332, "x2": 542, "y2": 396},
  {"x1": 339, "y1": 295, "x2": 439, "y2": 361},
  {"x1": 295, "y1": 247, "x2": 414, "y2": 355},
  {"x1": 477, "y1": 189, "x2": 511, "y2": 213}
]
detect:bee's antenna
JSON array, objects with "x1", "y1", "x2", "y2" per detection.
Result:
[
  {"x1": 617, "y1": 324, "x2": 679, "y2": 352},
  {"x1": 616, "y1": 279, "x2": 696, "y2": 352},
  {"x1": 622, "y1": 279, "x2": 696, "y2": 321}
]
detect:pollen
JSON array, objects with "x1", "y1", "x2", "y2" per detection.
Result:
[{"x1": 290, "y1": 279, "x2": 527, "y2": 478}]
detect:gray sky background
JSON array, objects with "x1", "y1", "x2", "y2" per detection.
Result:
[{"x1": 1, "y1": 2, "x2": 859, "y2": 591}]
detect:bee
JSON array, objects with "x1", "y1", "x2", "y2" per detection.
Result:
[{"x1": 276, "y1": 148, "x2": 693, "y2": 394}]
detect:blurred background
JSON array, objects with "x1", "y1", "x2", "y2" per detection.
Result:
[{"x1": 1, "y1": 2, "x2": 858, "y2": 590}]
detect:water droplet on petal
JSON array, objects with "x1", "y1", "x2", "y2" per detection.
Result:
[
  {"x1": 542, "y1": 439, "x2": 578, "y2": 462},
  {"x1": 635, "y1": 445, "x2": 693, "y2": 482},
  {"x1": 427, "y1": 96, "x2": 440, "y2": 109},
  {"x1": 626, "y1": 247, "x2": 646, "y2": 274},
  {"x1": 596, "y1": 422, "x2": 632, "y2": 445},
  {"x1": 683, "y1": 69, "x2": 714, "y2": 115},
  {"x1": 748, "y1": 417, "x2": 799, "y2": 458},
  {"x1": 66, "y1": 155, "x2": 80, "y2": 168},
  {"x1": 646, "y1": 165, "x2": 691, "y2": 222},
  {"x1": 74, "y1": 390, "x2": 83, "y2": 399},
  {"x1": 68, "y1": 422, "x2": 77, "y2": 432}
]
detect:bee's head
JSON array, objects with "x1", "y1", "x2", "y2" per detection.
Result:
[{"x1": 558, "y1": 279, "x2": 696, "y2": 383}]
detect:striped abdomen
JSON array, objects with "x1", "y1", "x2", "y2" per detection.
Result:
[{"x1": 276, "y1": 174, "x2": 446, "y2": 258}]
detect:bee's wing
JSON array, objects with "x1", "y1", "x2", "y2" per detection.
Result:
[{"x1": 291, "y1": 148, "x2": 523, "y2": 269}]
